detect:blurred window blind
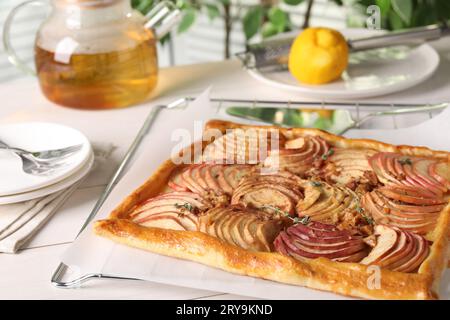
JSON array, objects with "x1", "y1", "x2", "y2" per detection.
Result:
[
  {"x1": 0, "y1": 0, "x2": 48, "y2": 83},
  {"x1": 0, "y1": 0, "x2": 345, "y2": 83},
  {"x1": 171, "y1": 0, "x2": 346, "y2": 65}
]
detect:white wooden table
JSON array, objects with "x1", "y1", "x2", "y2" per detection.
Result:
[{"x1": 0, "y1": 38, "x2": 449, "y2": 299}]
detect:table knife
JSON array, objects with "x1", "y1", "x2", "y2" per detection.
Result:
[{"x1": 226, "y1": 103, "x2": 448, "y2": 135}]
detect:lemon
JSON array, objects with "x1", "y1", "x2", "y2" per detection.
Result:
[{"x1": 288, "y1": 27, "x2": 349, "y2": 85}]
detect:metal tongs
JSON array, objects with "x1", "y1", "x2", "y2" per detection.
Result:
[{"x1": 238, "y1": 23, "x2": 450, "y2": 70}]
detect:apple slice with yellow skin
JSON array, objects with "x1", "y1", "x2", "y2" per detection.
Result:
[
  {"x1": 219, "y1": 211, "x2": 239, "y2": 245},
  {"x1": 296, "y1": 183, "x2": 322, "y2": 211}
]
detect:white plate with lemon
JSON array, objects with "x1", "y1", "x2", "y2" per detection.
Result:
[{"x1": 248, "y1": 28, "x2": 439, "y2": 100}]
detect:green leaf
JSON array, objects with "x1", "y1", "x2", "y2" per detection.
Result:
[
  {"x1": 375, "y1": 0, "x2": 391, "y2": 16},
  {"x1": 133, "y1": 0, "x2": 154, "y2": 14},
  {"x1": 283, "y1": 0, "x2": 304, "y2": 5},
  {"x1": 391, "y1": 0, "x2": 412, "y2": 25},
  {"x1": 243, "y1": 6, "x2": 263, "y2": 40},
  {"x1": 268, "y1": 7, "x2": 287, "y2": 32},
  {"x1": 178, "y1": 9, "x2": 196, "y2": 33},
  {"x1": 261, "y1": 22, "x2": 278, "y2": 38},
  {"x1": 205, "y1": 4, "x2": 220, "y2": 20},
  {"x1": 388, "y1": 8, "x2": 404, "y2": 30}
]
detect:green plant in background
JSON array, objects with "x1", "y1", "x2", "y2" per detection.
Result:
[
  {"x1": 132, "y1": 0, "x2": 450, "y2": 59},
  {"x1": 337, "y1": 0, "x2": 450, "y2": 30},
  {"x1": 131, "y1": 0, "x2": 309, "y2": 58}
]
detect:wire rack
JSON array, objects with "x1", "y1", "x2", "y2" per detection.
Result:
[{"x1": 50, "y1": 97, "x2": 447, "y2": 288}]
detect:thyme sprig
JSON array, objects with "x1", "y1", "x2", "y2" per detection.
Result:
[
  {"x1": 174, "y1": 202, "x2": 194, "y2": 212},
  {"x1": 310, "y1": 181, "x2": 322, "y2": 187},
  {"x1": 261, "y1": 204, "x2": 311, "y2": 225},
  {"x1": 398, "y1": 157, "x2": 412, "y2": 165},
  {"x1": 321, "y1": 148, "x2": 334, "y2": 160},
  {"x1": 355, "y1": 204, "x2": 374, "y2": 225}
]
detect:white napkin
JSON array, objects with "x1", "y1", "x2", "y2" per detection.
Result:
[{"x1": 0, "y1": 184, "x2": 79, "y2": 253}]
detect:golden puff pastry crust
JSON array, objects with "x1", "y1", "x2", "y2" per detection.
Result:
[{"x1": 94, "y1": 120, "x2": 450, "y2": 300}]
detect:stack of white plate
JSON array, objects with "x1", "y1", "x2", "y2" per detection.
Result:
[{"x1": 0, "y1": 122, "x2": 94, "y2": 205}]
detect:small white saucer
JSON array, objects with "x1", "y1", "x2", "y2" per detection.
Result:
[
  {"x1": 0, "y1": 122, "x2": 91, "y2": 196},
  {"x1": 0, "y1": 149, "x2": 94, "y2": 205},
  {"x1": 247, "y1": 29, "x2": 440, "y2": 100}
]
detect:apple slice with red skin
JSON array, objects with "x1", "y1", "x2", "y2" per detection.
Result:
[
  {"x1": 394, "y1": 234, "x2": 429, "y2": 273},
  {"x1": 203, "y1": 128, "x2": 286, "y2": 163},
  {"x1": 361, "y1": 225, "x2": 398, "y2": 265},
  {"x1": 288, "y1": 221, "x2": 352, "y2": 239},
  {"x1": 264, "y1": 136, "x2": 329, "y2": 175},
  {"x1": 168, "y1": 167, "x2": 190, "y2": 192},
  {"x1": 323, "y1": 148, "x2": 376, "y2": 184},
  {"x1": 274, "y1": 236, "x2": 289, "y2": 256},
  {"x1": 361, "y1": 225, "x2": 429, "y2": 273},
  {"x1": 429, "y1": 161, "x2": 450, "y2": 189},
  {"x1": 402, "y1": 162, "x2": 443, "y2": 197},
  {"x1": 131, "y1": 192, "x2": 211, "y2": 224},
  {"x1": 292, "y1": 236, "x2": 365, "y2": 252},
  {"x1": 378, "y1": 186, "x2": 445, "y2": 205},
  {"x1": 169, "y1": 164, "x2": 253, "y2": 197},
  {"x1": 362, "y1": 191, "x2": 439, "y2": 234},
  {"x1": 334, "y1": 250, "x2": 370, "y2": 263},
  {"x1": 373, "y1": 229, "x2": 410, "y2": 268},
  {"x1": 140, "y1": 192, "x2": 210, "y2": 209},
  {"x1": 287, "y1": 226, "x2": 356, "y2": 245},
  {"x1": 203, "y1": 165, "x2": 223, "y2": 194},
  {"x1": 274, "y1": 221, "x2": 367, "y2": 261},
  {"x1": 136, "y1": 211, "x2": 198, "y2": 231},
  {"x1": 369, "y1": 152, "x2": 448, "y2": 196},
  {"x1": 138, "y1": 216, "x2": 186, "y2": 231},
  {"x1": 278, "y1": 231, "x2": 366, "y2": 260},
  {"x1": 411, "y1": 159, "x2": 446, "y2": 194},
  {"x1": 369, "y1": 153, "x2": 403, "y2": 185},
  {"x1": 386, "y1": 230, "x2": 417, "y2": 270}
]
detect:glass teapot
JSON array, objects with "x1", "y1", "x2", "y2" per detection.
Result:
[{"x1": 3, "y1": 0, "x2": 181, "y2": 110}]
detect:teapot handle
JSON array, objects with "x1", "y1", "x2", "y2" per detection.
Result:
[
  {"x1": 144, "y1": 1, "x2": 182, "y2": 40},
  {"x1": 2, "y1": 0, "x2": 47, "y2": 76}
]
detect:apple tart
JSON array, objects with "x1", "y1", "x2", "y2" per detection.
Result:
[{"x1": 94, "y1": 120, "x2": 450, "y2": 300}]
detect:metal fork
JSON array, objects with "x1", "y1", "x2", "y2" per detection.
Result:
[
  {"x1": 0, "y1": 140, "x2": 82, "y2": 175},
  {"x1": 0, "y1": 140, "x2": 82, "y2": 163}
]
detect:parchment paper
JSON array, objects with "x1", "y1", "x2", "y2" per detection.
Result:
[{"x1": 60, "y1": 90, "x2": 450, "y2": 299}]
